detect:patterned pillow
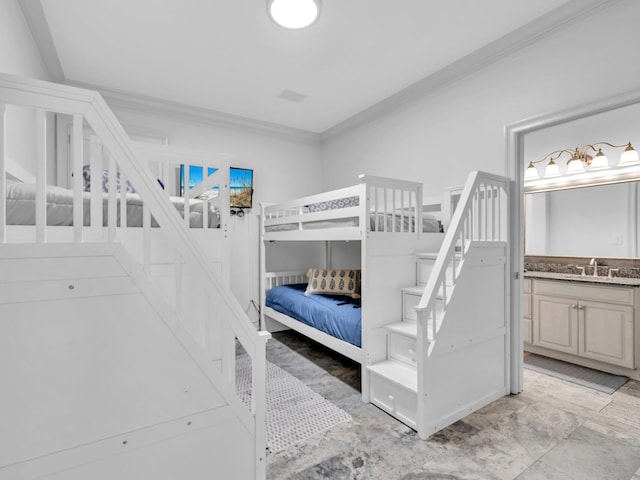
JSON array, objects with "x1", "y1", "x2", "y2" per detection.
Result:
[
  {"x1": 306, "y1": 196, "x2": 359, "y2": 212},
  {"x1": 82, "y1": 165, "x2": 137, "y2": 194},
  {"x1": 305, "y1": 268, "x2": 361, "y2": 298}
]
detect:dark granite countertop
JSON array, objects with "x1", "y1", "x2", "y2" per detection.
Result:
[{"x1": 524, "y1": 270, "x2": 640, "y2": 287}]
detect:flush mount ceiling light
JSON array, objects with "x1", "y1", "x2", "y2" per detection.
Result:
[{"x1": 267, "y1": 0, "x2": 321, "y2": 29}]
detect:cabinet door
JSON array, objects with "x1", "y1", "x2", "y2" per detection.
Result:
[
  {"x1": 579, "y1": 300, "x2": 635, "y2": 369},
  {"x1": 532, "y1": 295, "x2": 578, "y2": 354}
]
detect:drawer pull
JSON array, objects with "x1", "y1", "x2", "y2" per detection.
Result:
[
  {"x1": 388, "y1": 395, "x2": 394, "y2": 402},
  {"x1": 408, "y1": 348, "x2": 415, "y2": 355}
]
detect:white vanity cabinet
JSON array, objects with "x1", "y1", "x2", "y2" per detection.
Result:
[{"x1": 529, "y1": 278, "x2": 637, "y2": 371}]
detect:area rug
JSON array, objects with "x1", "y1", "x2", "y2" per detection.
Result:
[
  {"x1": 524, "y1": 353, "x2": 628, "y2": 394},
  {"x1": 235, "y1": 354, "x2": 352, "y2": 454}
]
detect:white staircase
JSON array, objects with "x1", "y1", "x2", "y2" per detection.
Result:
[
  {"x1": 0, "y1": 73, "x2": 269, "y2": 479},
  {"x1": 0, "y1": 243, "x2": 256, "y2": 480},
  {"x1": 367, "y1": 253, "x2": 444, "y2": 430},
  {"x1": 367, "y1": 172, "x2": 512, "y2": 439}
]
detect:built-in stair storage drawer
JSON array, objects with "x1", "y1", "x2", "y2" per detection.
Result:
[
  {"x1": 416, "y1": 252, "x2": 459, "y2": 286},
  {"x1": 368, "y1": 361, "x2": 417, "y2": 429},
  {"x1": 403, "y1": 286, "x2": 443, "y2": 323},
  {"x1": 402, "y1": 287, "x2": 422, "y2": 322},
  {"x1": 416, "y1": 253, "x2": 437, "y2": 287},
  {"x1": 387, "y1": 328, "x2": 417, "y2": 367}
]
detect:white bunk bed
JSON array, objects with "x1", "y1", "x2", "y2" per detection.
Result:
[
  {"x1": 261, "y1": 170, "x2": 513, "y2": 441},
  {"x1": 4, "y1": 141, "x2": 232, "y2": 282},
  {"x1": 260, "y1": 175, "x2": 445, "y2": 366}
]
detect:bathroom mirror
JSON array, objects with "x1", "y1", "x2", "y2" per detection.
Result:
[
  {"x1": 525, "y1": 181, "x2": 640, "y2": 258},
  {"x1": 523, "y1": 100, "x2": 640, "y2": 259}
]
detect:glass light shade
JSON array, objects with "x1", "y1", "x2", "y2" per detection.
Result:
[
  {"x1": 566, "y1": 157, "x2": 586, "y2": 173},
  {"x1": 619, "y1": 143, "x2": 640, "y2": 166},
  {"x1": 544, "y1": 159, "x2": 560, "y2": 178},
  {"x1": 524, "y1": 162, "x2": 539, "y2": 180},
  {"x1": 589, "y1": 149, "x2": 609, "y2": 170},
  {"x1": 268, "y1": 0, "x2": 320, "y2": 29}
]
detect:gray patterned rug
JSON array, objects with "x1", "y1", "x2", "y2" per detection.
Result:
[
  {"x1": 235, "y1": 354, "x2": 352, "y2": 453},
  {"x1": 524, "y1": 353, "x2": 628, "y2": 394}
]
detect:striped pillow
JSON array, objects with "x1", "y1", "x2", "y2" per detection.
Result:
[{"x1": 305, "y1": 268, "x2": 361, "y2": 298}]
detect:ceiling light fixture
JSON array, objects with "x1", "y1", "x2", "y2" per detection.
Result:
[
  {"x1": 267, "y1": 0, "x2": 321, "y2": 30},
  {"x1": 524, "y1": 141, "x2": 639, "y2": 182}
]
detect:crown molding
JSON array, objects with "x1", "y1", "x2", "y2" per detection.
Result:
[
  {"x1": 21, "y1": 0, "x2": 620, "y2": 145},
  {"x1": 18, "y1": 0, "x2": 64, "y2": 82},
  {"x1": 63, "y1": 80, "x2": 321, "y2": 145},
  {"x1": 321, "y1": 0, "x2": 622, "y2": 142}
]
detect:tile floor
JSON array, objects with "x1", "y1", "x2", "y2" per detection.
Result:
[{"x1": 266, "y1": 331, "x2": 640, "y2": 480}]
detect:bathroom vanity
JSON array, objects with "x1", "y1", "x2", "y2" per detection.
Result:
[{"x1": 524, "y1": 271, "x2": 640, "y2": 380}]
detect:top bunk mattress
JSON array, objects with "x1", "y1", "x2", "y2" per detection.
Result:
[
  {"x1": 264, "y1": 213, "x2": 440, "y2": 233},
  {"x1": 5, "y1": 180, "x2": 220, "y2": 228}
]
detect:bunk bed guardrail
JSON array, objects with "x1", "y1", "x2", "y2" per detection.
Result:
[
  {"x1": 261, "y1": 173, "x2": 424, "y2": 240},
  {"x1": 0, "y1": 73, "x2": 269, "y2": 479}
]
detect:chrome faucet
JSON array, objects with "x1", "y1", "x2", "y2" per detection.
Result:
[{"x1": 590, "y1": 258, "x2": 598, "y2": 277}]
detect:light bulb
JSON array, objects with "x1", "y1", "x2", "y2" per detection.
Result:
[{"x1": 268, "y1": 0, "x2": 320, "y2": 29}]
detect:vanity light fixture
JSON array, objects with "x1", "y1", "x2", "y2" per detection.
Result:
[
  {"x1": 524, "y1": 141, "x2": 639, "y2": 180},
  {"x1": 267, "y1": 0, "x2": 321, "y2": 29}
]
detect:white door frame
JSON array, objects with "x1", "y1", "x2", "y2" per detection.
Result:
[{"x1": 505, "y1": 87, "x2": 640, "y2": 393}]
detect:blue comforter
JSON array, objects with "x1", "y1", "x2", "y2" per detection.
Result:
[{"x1": 265, "y1": 283, "x2": 362, "y2": 347}]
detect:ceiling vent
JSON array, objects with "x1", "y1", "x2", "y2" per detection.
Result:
[{"x1": 277, "y1": 90, "x2": 308, "y2": 103}]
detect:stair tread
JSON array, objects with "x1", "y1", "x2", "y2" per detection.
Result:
[
  {"x1": 402, "y1": 285, "x2": 424, "y2": 295},
  {"x1": 385, "y1": 321, "x2": 417, "y2": 338},
  {"x1": 368, "y1": 360, "x2": 417, "y2": 391},
  {"x1": 402, "y1": 285, "x2": 445, "y2": 299}
]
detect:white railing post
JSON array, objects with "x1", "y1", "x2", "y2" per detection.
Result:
[
  {"x1": 72, "y1": 114, "x2": 84, "y2": 242},
  {"x1": 142, "y1": 205, "x2": 151, "y2": 272},
  {"x1": 107, "y1": 153, "x2": 117, "y2": 241},
  {"x1": 253, "y1": 332, "x2": 270, "y2": 480},
  {"x1": 89, "y1": 135, "x2": 104, "y2": 239},
  {"x1": 119, "y1": 170, "x2": 128, "y2": 228},
  {"x1": 35, "y1": 108, "x2": 47, "y2": 243}
]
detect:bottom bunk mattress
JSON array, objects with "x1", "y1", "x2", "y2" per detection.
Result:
[{"x1": 265, "y1": 283, "x2": 362, "y2": 347}]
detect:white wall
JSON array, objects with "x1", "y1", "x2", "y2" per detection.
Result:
[
  {"x1": 110, "y1": 106, "x2": 322, "y2": 321},
  {"x1": 320, "y1": 0, "x2": 640, "y2": 201},
  {"x1": 0, "y1": 0, "x2": 51, "y2": 177}
]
